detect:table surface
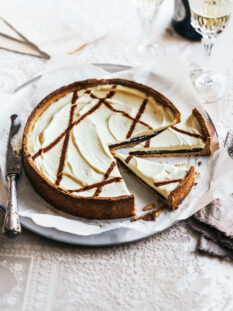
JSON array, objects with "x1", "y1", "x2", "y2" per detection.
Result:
[{"x1": 0, "y1": 1, "x2": 233, "y2": 311}]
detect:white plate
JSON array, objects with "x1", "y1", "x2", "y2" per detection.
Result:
[{"x1": 1, "y1": 63, "x2": 217, "y2": 246}]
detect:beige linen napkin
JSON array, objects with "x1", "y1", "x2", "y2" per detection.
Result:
[
  {"x1": 0, "y1": 0, "x2": 106, "y2": 57},
  {"x1": 188, "y1": 131, "x2": 233, "y2": 261}
]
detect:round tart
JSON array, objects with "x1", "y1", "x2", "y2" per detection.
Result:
[{"x1": 23, "y1": 78, "x2": 180, "y2": 219}]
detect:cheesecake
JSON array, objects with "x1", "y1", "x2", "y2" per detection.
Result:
[
  {"x1": 115, "y1": 153, "x2": 195, "y2": 210},
  {"x1": 130, "y1": 108, "x2": 211, "y2": 157},
  {"x1": 23, "y1": 78, "x2": 180, "y2": 219}
]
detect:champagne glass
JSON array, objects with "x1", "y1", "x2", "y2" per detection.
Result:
[
  {"x1": 130, "y1": 0, "x2": 165, "y2": 63},
  {"x1": 189, "y1": 0, "x2": 233, "y2": 102}
]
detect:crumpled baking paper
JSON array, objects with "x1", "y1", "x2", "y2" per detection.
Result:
[{"x1": 0, "y1": 55, "x2": 233, "y2": 236}]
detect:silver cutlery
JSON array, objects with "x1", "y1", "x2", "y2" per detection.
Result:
[{"x1": 3, "y1": 114, "x2": 22, "y2": 237}]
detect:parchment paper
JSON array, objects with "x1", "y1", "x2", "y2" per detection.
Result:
[{"x1": 0, "y1": 54, "x2": 233, "y2": 236}]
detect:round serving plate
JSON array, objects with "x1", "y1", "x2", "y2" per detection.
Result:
[{"x1": 1, "y1": 63, "x2": 217, "y2": 247}]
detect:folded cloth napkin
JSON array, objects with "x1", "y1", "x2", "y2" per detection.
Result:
[
  {"x1": 188, "y1": 131, "x2": 233, "y2": 261},
  {"x1": 0, "y1": 0, "x2": 106, "y2": 57}
]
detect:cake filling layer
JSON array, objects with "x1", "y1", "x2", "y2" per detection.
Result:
[
  {"x1": 131, "y1": 148, "x2": 203, "y2": 155},
  {"x1": 115, "y1": 153, "x2": 189, "y2": 199}
]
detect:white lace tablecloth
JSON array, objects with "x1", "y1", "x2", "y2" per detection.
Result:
[{"x1": 0, "y1": 1, "x2": 233, "y2": 310}]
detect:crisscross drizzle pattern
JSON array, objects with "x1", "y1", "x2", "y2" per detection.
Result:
[
  {"x1": 171, "y1": 126, "x2": 205, "y2": 140},
  {"x1": 144, "y1": 138, "x2": 151, "y2": 148},
  {"x1": 153, "y1": 179, "x2": 182, "y2": 187},
  {"x1": 55, "y1": 91, "x2": 78, "y2": 186},
  {"x1": 125, "y1": 155, "x2": 133, "y2": 164},
  {"x1": 126, "y1": 98, "x2": 148, "y2": 139},
  {"x1": 31, "y1": 85, "x2": 152, "y2": 196},
  {"x1": 67, "y1": 177, "x2": 122, "y2": 194},
  {"x1": 93, "y1": 161, "x2": 117, "y2": 197}
]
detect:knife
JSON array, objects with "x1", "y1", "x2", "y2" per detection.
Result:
[{"x1": 3, "y1": 114, "x2": 22, "y2": 237}]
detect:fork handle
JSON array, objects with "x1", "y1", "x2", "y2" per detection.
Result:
[{"x1": 3, "y1": 174, "x2": 21, "y2": 237}]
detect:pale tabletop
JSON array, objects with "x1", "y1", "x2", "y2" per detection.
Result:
[{"x1": 0, "y1": 1, "x2": 233, "y2": 311}]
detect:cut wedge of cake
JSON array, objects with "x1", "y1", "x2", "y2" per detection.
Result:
[
  {"x1": 129, "y1": 108, "x2": 211, "y2": 157},
  {"x1": 115, "y1": 153, "x2": 195, "y2": 210}
]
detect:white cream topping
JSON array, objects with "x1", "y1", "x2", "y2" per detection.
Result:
[
  {"x1": 108, "y1": 113, "x2": 149, "y2": 142},
  {"x1": 28, "y1": 83, "x2": 178, "y2": 197},
  {"x1": 130, "y1": 110, "x2": 206, "y2": 152},
  {"x1": 115, "y1": 153, "x2": 188, "y2": 199}
]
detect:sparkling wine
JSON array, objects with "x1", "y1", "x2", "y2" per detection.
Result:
[
  {"x1": 188, "y1": 0, "x2": 233, "y2": 102},
  {"x1": 190, "y1": 0, "x2": 233, "y2": 36}
]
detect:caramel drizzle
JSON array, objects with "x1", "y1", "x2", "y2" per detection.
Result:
[
  {"x1": 32, "y1": 90, "x2": 115, "y2": 160},
  {"x1": 153, "y1": 179, "x2": 182, "y2": 187},
  {"x1": 126, "y1": 98, "x2": 148, "y2": 139},
  {"x1": 103, "y1": 101, "x2": 152, "y2": 130},
  {"x1": 31, "y1": 85, "x2": 154, "y2": 193},
  {"x1": 55, "y1": 91, "x2": 78, "y2": 186},
  {"x1": 33, "y1": 90, "x2": 152, "y2": 161},
  {"x1": 171, "y1": 126, "x2": 205, "y2": 140},
  {"x1": 93, "y1": 162, "x2": 116, "y2": 197},
  {"x1": 68, "y1": 177, "x2": 122, "y2": 194},
  {"x1": 125, "y1": 155, "x2": 133, "y2": 164},
  {"x1": 144, "y1": 138, "x2": 151, "y2": 148}
]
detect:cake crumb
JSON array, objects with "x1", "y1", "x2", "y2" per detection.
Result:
[
  {"x1": 175, "y1": 163, "x2": 187, "y2": 167},
  {"x1": 131, "y1": 210, "x2": 161, "y2": 222},
  {"x1": 131, "y1": 206, "x2": 163, "y2": 222},
  {"x1": 143, "y1": 210, "x2": 161, "y2": 221},
  {"x1": 198, "y1": 161, "x2": 202, "y2": 166},
  {"x1": 143, "y1": 203, "x2": 155, "y2": 211},
  {"x1": 194, "y1": 182, "x2": 198, "y2": 186}
]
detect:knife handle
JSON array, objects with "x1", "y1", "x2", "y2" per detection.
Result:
[{"x1": 3, "y1": 174, "x2": 21, "y2": 237}]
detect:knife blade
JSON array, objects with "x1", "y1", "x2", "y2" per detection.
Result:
[
  {"x1": 6, "y1": 114, "x2": 22, "y2": 177},
  {"x1": 3, "y1": 114, "x2": 22, "y2": 237}
]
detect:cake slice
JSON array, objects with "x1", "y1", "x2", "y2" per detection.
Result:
[
  {"x1": 115, "y1": 153, "x2": 195, "y2": 210},
  {"x1": 129, "y1": 108, "x2": 211, "y2": 157}
]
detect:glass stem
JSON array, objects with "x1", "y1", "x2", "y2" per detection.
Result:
[
  {"x1": 202, "y1": 36, "x2": 215, "y2": 57},
  {"x1": 201, "y1": 35, "x2": 216, "y2": 82},
  {"x1": 138, "y1": 8, "x2": 159, "y2": 47}
]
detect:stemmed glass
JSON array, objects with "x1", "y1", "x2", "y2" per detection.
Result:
[
  {"x1": 189, "y1": 0, "x2": 233, "y2": 102},
  {"x1": 130, "y1": 0, "x2": 165, "y2": 63}
]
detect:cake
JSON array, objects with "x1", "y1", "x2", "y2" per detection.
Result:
[
  {"x1": 129, "y1": 108, "x2": 211, "y2": 157},
  {"x1": 115, "y1": 153, "x2": 195, "y2": 210},
  {"x1": 23, "y1": 78, "x2": 180, "y2": 219}
]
